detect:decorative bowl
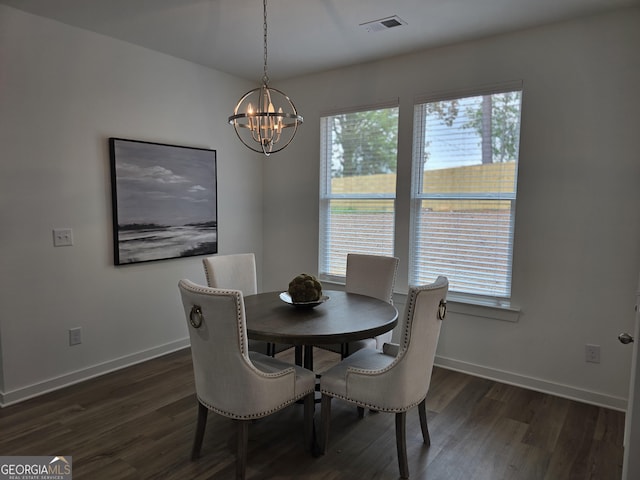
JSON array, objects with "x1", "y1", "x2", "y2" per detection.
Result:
[{"x1": 279, "y1": 292, "x2": 329, "y2": 308}]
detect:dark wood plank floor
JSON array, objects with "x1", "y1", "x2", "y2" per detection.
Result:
[{"x1": 0, "y1": 348, "x2": 625, "y2": 479}]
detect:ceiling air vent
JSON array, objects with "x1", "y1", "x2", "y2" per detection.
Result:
[{"x1": 359, "y1": 15, "x2": 407, "y2": 33}]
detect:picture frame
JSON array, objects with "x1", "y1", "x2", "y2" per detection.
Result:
[{"x1": 109, "y1": 138, "x2": 217, "y2": 265}]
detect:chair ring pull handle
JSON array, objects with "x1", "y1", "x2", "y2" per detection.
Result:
[
  {"x1": 438, "y1": 300, "x2": 447, "y2": 320},
  {"x1": 190, "y1": 305, "x2": 204, "y2": 328}
]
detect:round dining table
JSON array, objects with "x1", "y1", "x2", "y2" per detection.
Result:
[{"x1": 244, "y1": 290, "x2": 398, "y2": 370}]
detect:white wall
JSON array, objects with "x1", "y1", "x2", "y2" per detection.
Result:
[
  {"x1": 2, "y1": 4, "x2": 639, "y2": 411},
  {"x1": 0, "y1": 5, "x2": 263, "y2": 405},
  {"x1": 264, "y1": 8, "x2": 640, "y2": 409}
]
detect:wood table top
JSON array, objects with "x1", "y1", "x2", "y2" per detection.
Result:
[{"x1": 244, "y1": 290, "x2": 398, "y2": 346}]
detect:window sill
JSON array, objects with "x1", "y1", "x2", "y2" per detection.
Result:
[
  {"x1": 319, "y1": 280, "x2": 520, "y2": 323},
  {"x1": 445, "y1": 293, "x2": 520, "y2": 322},
  {"x1": 394, "y1": 291, "x2": 520, "y2": 323}
]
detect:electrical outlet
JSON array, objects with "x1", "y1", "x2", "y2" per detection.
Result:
[
  {"x1": 69, "y1": 327, "x2": 82, "y2": 346},
  {"x1": 53, "y1": 228, "x2": 74, "y2": 247},
  {"x1": 585, "y1": 344, "x2": 600, "y2": 363}
]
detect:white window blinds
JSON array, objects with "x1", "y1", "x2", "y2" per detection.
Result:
[
  {"x1": 319, "y1": 105, "x2": 399, "y2": 280},
  {"x1": 410, "y1": 86, "x2": 522, "y2": 298}
]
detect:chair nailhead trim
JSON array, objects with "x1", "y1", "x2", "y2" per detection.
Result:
[
  {"x1": 319, "y1": 390, "x2": 423, "y2": 413},
  {"x1": 197, "y1": 391, "x2": 313, "y2": 420}
]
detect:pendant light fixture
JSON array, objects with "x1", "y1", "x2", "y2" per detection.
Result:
[{"x1": 228, "y1": 0, "x2": 303, "y2": 156}]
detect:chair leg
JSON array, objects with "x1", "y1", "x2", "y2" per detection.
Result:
[
  {"x1": 418, "y1": 398, "x2": 431, "y2": 445},
  {"x1": 236, "y1": 419, "x2": 250, "y2": 480},
  {"x1": 191, "y1": 401, "x2": 208, "y2": 460},
  {"x1": 303, "y1": 392, "x2": 315, "y2": 452},
  {"x1": 395, "y1": 412, "x2": 409, "y2": 479},
  {"x1": 320, "y1": 394, "x2": 332, "y2": 455}
]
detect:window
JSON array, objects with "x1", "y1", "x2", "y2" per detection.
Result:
[
  {"x1": 410, "y1": 84, "x2": 522, "y2": 299},
  {"x1": 319, "y1": 104, "x2": 399, "y2": 281}
]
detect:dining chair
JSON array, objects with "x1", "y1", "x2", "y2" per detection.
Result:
[
  {"x1": 203, "y1": 253, "x2": 281, "y2": 356},
  {"x1": 318, "y1": 276, "x2": 448, "y2": 479},
  {"x1": 178, "y1": 279, "x2": 316, "y2": 480},
  {"x1": 203, "y1": 253, "x2": 257, "y2": 295},
  {"x1": 332, "y1": 253, "x2": 399, "y2": 357}
]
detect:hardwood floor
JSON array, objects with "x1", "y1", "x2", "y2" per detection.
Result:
[{"x1": 0, "y1": 348, "x2": 625, "y2": 479}]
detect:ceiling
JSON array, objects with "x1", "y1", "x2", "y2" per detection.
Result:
[{"x1": 2, "y1": 0, "x2": 638, "y2": 82}]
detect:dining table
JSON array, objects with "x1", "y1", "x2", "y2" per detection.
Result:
[{"x1": 244, "y1": 290, "x2": 399, "y2": 371}]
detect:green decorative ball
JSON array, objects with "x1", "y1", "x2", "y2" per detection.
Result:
[{"x1": 288, "y1": 273, "x2": 323, "y2": 303}]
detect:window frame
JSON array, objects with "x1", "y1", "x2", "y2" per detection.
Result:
[
  {"x1": 318, "y1": 101, "x2": 399, "y2": 283},
  {"x1": 409, "y1": 81, "x2": 523, "y2": 302}
]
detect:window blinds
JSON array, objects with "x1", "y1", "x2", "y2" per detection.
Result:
[
  {"x1": 319, "y1": 107, "x2": 398, "y2": 279},
  {"x1": 410, "y1": 88, "x2": 522, "y2": 298}
]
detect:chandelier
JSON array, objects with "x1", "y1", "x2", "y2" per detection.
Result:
[{"x1": 228, "y1": 0, "x2": 303, "y2": 156}]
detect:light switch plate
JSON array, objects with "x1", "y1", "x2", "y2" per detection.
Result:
[
  {"x1": 69, "y1": 327, "x2": 82, "y2": 346},
  {"x1": 53, "y1": 228, "x2": 73, "y2": 247}
]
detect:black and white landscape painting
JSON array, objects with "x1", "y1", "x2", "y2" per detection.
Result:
[{"x1": 109, "y1": 138, "x2": 217, "y2": 265}]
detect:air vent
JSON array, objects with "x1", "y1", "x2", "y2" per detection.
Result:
[{"x1": 359, "y1": 15, "x2": 407, "y2": 33}]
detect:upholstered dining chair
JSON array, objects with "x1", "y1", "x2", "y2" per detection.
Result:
[
  {"x1": 341, "y1": 253, "x2": 399, "y2": 356},
  {"x1": 319, "y1": 276, "x2": 448, "y2": 479},
  {"x1": 178, "y1": 279, "x2": 316, "y2": 480},
  {"x1": 203, "y1": 253, "x2": 281, "y2": 356},
  {"x1": 203, "y1": 253, "x2": 257, "y2": 295}
]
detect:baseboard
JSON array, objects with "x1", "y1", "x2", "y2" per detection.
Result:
[
  {"x1": 1, "y1": 344, "x2": 626, "y2": 411},
  {"x1": 0, "y1": 338, "x2": 190, "y2": 408},
  {"x1": 435, "y1": 355, "x2": 628, "y2": 412}
]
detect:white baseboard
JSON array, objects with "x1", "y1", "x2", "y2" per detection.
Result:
[
  {"x1": 0, "y1": 338, "x2": 190, "y2": 408},
  {"x1": 435, "y1": 355, "x2": 628, "y2": 412},
  {"x1": 1, "y1": 344, "x2": 626, "y2": 412}
]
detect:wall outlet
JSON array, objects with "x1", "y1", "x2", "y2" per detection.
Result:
[
  {"x1": 69, "y1": 327, "x2": 82, "y2": 346},
  {"x1": 53, "y1": 228, "x2": 74, "y2": 247},
  {"x1": 585, "y1": 344, "x2": 600, "y2": 363}
]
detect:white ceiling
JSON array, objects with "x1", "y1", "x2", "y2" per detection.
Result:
[{"x1": 2, "y1": 0, "x2": 638, "y2": 82}]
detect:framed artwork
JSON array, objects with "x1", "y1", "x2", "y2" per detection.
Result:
[{"x1": 109, "y1": 138, "x2": 217, "y2": 265}]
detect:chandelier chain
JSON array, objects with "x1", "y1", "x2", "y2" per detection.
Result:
[
  {"x1": 262, "y1": 0, "x2": 269, "y2": 85},
  {"x1": 228, "y1": 0, "x2": 302, "y2": 155}
]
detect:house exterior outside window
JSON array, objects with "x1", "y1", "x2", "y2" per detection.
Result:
[
  {"x1": 410, "y1": 82, "x2": 523, "y2": 300},
  {"x1": 319, "y1": 103, "x2": 399, "y2": 281}
]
